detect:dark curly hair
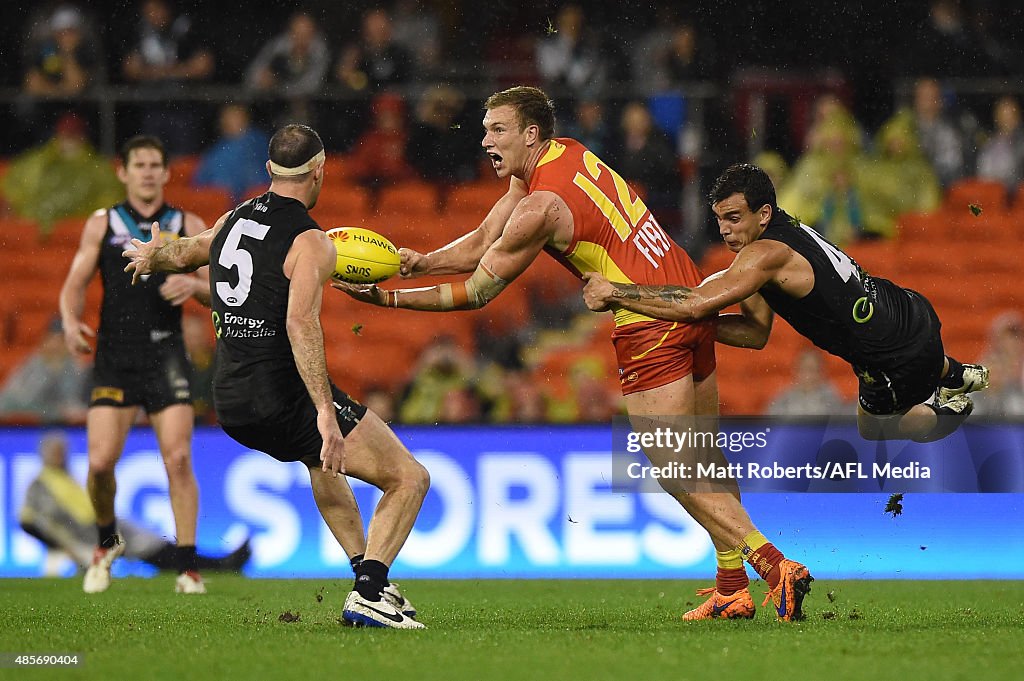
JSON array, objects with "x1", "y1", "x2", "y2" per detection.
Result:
[{"x1": 709, "y1": 163, "x2": 777, "y2": 212}]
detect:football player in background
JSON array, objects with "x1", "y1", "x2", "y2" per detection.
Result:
[{"x1": 59, "y1": 135, "x2": 209, "y2": 594}]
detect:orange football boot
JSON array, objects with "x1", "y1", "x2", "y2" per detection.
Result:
[
  {"x1": 762, "y1": 559, "x2": 813, "y2": 621},
  {"x1": 682, "y1": 587, "x2": 756, "y2": 621}
]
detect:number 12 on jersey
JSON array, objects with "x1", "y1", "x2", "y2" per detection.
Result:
[{"x1": 572, "y1": 150, "x2": 673, "y2": 268}]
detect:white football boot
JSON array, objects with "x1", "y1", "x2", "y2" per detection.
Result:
[
  {"x1": 175, "y1": 570, "x2": 207, "y2": 594},
  {"x1": 83, "y1": 534, "x2": 126, "y2": 594},
  {"x1": 935, "y1": 363, "x2": 989, "y2": 406},
  {"x1": 342, "y1": 590, "x2": 425, "y2": 629},
  {"x1": 383, "y1": 582, "x2": 417, "y2": 618}
]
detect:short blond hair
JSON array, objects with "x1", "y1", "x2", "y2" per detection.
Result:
[{"x1": 485, "y1": 86, "x2": 555, "y2": 140}]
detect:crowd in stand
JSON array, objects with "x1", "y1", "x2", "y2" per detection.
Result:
[
  {"x1": 7, "y1": 1, "x2": 1024, "y2": 237},
  {"x1": 2, "y1": 0, "x2": 1024, "y2": 423}
]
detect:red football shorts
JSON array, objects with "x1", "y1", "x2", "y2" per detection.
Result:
[{"x1": 611, "y1": 319, "x2": 716, "y2": 395}]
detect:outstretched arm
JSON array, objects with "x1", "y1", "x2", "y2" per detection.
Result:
[
  {"x1": 157, "y1": 211, "x2": 213, "y2": 307},
  {"x1": 714, "y1": 292, "x2": 774, "y2": 349},
  {"x1": 399, "y1": 177, "x2": 528, "y2": 277},
  {"x1": 336, "y1": 191, "x2": 553, "y2": 311},
  {"x1": 123, "y1": 211, "x2": 229, "y2": 284},
  {"x1": 581, "y1": 241, "x2": 787, "y2": 322}
]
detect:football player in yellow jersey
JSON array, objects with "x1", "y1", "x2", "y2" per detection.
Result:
[{"x1": 335, "y1": 87, "x2": 813, "y2": 621}]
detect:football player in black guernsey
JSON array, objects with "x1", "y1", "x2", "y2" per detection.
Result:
[
  {"x1": 123, "y1": 124, "x2": 429, "y2": 629},
  {"x1": 60, "y1": 135, "x2": 210, "y2": 595},
  {"x1": 583, "y1": 163, "x2": 988, "y2": 443}
]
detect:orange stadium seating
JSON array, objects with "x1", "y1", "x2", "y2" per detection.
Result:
[
  {"x1": 163, "y1": 185, "x2": 232, "y2": 223},
  {"x1": 0, "y1": 177, "x2": 1019, "y2": 417},
  {"x1": 944, "y1": 177, "x2": 1008, "y2": 216},
  {"x1": 167, "y1": 156, "x2": 200, "y2": 187}
]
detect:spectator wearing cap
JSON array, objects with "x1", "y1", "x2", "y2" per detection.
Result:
[
  {"x1": 535, "y1": 4, "x2": 608, "y2": 99},
  {"x1": 23, "y1": 5, "x2": 99, "y2": 97}
]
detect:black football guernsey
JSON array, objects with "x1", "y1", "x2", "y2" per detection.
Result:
[
  {"x1": 756, "y1": 209, "x2": 936, "y2": 371},
  {"x1": 98, "y1": 201, "x2": 185, "y2": 346},
  {"x1": 209, "y1": 192, "x2": 320, "y2": 425}
]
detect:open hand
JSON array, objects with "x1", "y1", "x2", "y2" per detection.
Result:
[
  {"x1": 330, "y1": 279, "x2": 387, "y2": 306},
  {"x1": 122, "y1": 221, "x2": 163, "y2": 285}
]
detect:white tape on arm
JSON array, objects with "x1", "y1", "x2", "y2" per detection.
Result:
[{"x1": 465, "y1": 262, "x2": 509, "y2": 309}]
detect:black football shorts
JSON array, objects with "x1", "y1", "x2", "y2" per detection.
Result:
[
  {"x1": 221, "y1": 383, "x2": 368, "y2": 467},
  {"x1": 89, "y1": 337, "x2": 193, "y2": 414},
  {"x1": 856, "y1": 292, "x2": 945, "y2": 415}
]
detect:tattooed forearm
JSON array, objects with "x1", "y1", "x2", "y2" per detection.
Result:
[{"x1": 611, "y1": 285, "x2": 692, "y2": 303}]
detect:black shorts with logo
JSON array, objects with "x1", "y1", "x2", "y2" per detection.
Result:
[
  {"x1": 221, "y1": 383, "x2": 367, "y2": 467},
  {"x1": 89, "y1": 336, "x2": 194, "y2": 414},
  {"x1": 855, "y1": 292, "x2": 945, "y2": 415}
]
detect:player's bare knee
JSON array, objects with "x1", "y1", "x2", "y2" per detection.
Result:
[
  {"x1": 161, "y1": 446, "x2": 193, "y2": 476},
  {"x1": 411, "y1": 461, "x2": 430, "y2": 497},
  {"x1": 88, "y1": 461, "x2": 117, "y2": 480},
  {"x1": 398, "y1": 460, "x2": 430, "y2": 499},
  {"x1": 381, "y1": 459, "x2": 429, "y2": 499}
]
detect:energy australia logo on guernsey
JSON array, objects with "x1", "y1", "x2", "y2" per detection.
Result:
[{"x1": 211, "y1": 311, "x2": 276, "y2": 339}]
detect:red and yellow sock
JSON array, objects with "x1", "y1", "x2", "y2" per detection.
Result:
[
  {"x1": 715, "y1": 548, "x2": 749, "y2": 596},
  {"x1": 738, "y1": 530, "x2": 786, "y2": 589}
]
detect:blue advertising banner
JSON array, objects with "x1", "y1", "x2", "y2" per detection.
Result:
[{"x1": 2, "y1": 425, "x2": 1022, "y2": 579}]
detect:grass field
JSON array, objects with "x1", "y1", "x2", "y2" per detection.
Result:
[{"x1": 1, "y1": 577, "x2": 1021, "y2": 680}]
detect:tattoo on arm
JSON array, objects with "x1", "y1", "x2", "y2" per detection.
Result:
[{"x1": 612, "y1": 285, "x2": 692, "y2": 303}]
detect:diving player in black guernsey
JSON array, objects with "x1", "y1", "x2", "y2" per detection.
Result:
[
  {"x1": 59, "y1": 135, "x2": 210, "y2": 594},
  {"x1": 122, "y1": 124, "x2": 429, "y2": 629},
  {"x1": 582, "y1": 163, "x2": 989, "y2": 442}
]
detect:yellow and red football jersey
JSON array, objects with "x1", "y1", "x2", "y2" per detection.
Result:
[{"x1": 529, "y1": 138, "x2": 704, "y2": 326}]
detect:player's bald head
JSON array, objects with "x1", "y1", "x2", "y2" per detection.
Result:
[{"x1": 268, "y1": 124, "x2": 324, "y2": 182}]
